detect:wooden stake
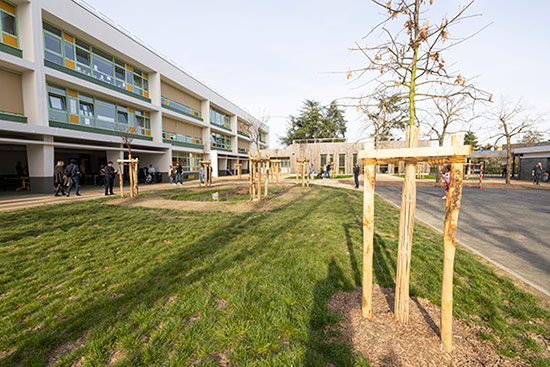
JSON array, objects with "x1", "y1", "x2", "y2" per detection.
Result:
[
  {"x1": 264, "y1": 163, "x2": 268, "y2": 199},
  {"x1": 118, "y1": 162, "x2": 124, "y2": 198},
  {"x1": 394, "y1": 126, "x2": 419, "y2": 324},
  {"x1": 257, "y1": 161, "x2": 262, "y2": 200},
  {"x1": 441, "y1": 135, "x2": 465, "y2": 352},
  {"x1": 362, "y1": 142, "x2": 375, "y2": 319}
]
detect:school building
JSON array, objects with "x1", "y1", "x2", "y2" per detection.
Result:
[{"x1": 0, "y1": 0, "x2": 269, "y2": 193}]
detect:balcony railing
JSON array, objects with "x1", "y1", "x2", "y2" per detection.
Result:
[
  {"x1": 162, "y1": 131, "x2": 203, "y2": 148},
  {"x1": 161, "y1": 96, "x2": 203, "y2": 121},
  {"x1": 237, "y1": 130, "x2": 250, "y2": 138}
]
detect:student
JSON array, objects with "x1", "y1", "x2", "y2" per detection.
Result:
[
  {"x1": 200, "y1": 164, "x2": 205, "y2": 184},
  {"x1": 148, "y1": 164, "x2": 156, "y2": 183},
  {"x1": 54, "y1": 161, "x2": 66, "y2": 196},
  {"x1": 168, "y1": 165, "x2": 174, "y2": 184},
  {"x1": 310, "y1": 165, "x2": 315, "y2": 180},
  {"x1": 353, "y1": 163, "x2": 360, "y2": 189},
  {"x1": 175, "y1": 162, "x2": 183, "y2": 186},
  {"x1": 532, "y1": 162, "x2": 543, "y2": 185},
  {"x1": 442, "y1": 165, "x2": 451, "y2": 199},
  {"x1": 104, "y1": 161, "x2": 118, "y2": 195},
  {"x1": 325, "y1": 163, "x2": 331, "y2": 179},
  {"x1": 65, "y1": 159, "x2": 81, "y2": 197}
]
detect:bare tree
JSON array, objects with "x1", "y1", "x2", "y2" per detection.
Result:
[
  {"x1": 520, "y1": 129, "x2": 545, "y2": 144},
  {"x1": 244, "y1": 111, "x2": 270, "y2": 152},
  {"x1": 362, "y1": 92, "x2": 407, "y2": 148},
  {"x1": 492, "y1": 98, "x2": 538, "y2": 184},
  {"x1": 350, "y1": 0, "x2": 491, "y2": 139}
]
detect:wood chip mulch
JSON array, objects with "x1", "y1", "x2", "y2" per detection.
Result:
[{"x1": 328, "y1": 285, "x2": 523, "y2": 366}]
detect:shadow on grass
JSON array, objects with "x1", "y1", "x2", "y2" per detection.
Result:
[
  {"x1": 303, "y1": 258, "x2": 357, "y2": 367},
  {"x1": 0, "y1": 191, "x2": 322, "y2": 366}
]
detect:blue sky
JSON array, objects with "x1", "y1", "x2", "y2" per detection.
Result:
[{"x1": 84, "y1": 0, "x2": 549, "y2": 148}]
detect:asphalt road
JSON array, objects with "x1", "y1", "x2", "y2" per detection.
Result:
[{"x1": 375, "y1": 185, "x2": 550, "y2": 295}]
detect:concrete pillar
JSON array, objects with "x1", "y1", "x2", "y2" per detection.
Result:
[
  {"x1": 17, "y1": 1, "x2": 34, "y2": 62},
  {"x1": 27, "y1": 137, "x2": 54, "y2": 193},
  {"x1": 210, "y1": 150, "x2": 218, "y2": 177},
  {"x1": 150, "y1": 110, "x2": 162, "y2": 143},
  {"x1": 201, "y1": 100, "x2": 211, "y2": 155},
  {"x1": 230, "y1": 115, "x2": 238, "y2": 154}
]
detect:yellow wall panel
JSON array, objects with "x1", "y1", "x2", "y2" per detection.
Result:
[
  {"x1": 129, "y1": 126, "x2": 135, "y2": 133},
  {"x1": 2, "y1": 33, "x2": 18, "y2": 48},
  {"x1": 143, "y1": 91, "x2": 148, "y2": 98},
  {"x1": 65, "y1": 59, "x2": 76, "y2": 70},
  {"x1": 128, "y1": 107, "x2": 134, "y2": 113},
  {"x1": 0, "y1": 68, "x2": 23, "y2": 115},
  {"x1": 145, "y1": 130, "x2": 151, "y2": 136},
  {"x1": 67, "y1": 89, "x2": 78, "y2": 98},
  {"x1": 125, "y1": 64, "x2": 132, "y2": 71},
  {"x1": 0, "y1": 1, "x2": 15, "y2": 14},
  {"x1": 142, "y1": 72, "x2": 148, "y2": 79},
  {"x1": 63, "y1": 33, "x2": 74, "y2": 43},
  {"x1": 69, "y1": 115, "x2": 79, "y2": 124},
  {"x1": 144, "y1": 111, "x2": 150, "y2": 117},
  {"x1": 126, "y1": 85, "x2": 133, "y2": 92}
]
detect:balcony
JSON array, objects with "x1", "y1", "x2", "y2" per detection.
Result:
[
  {"x1": 162, "y1": 131, "x2": 203, "y2": 149},
  {"x1": 161, "y1": 96, "x2": 203, "y2": 121}
]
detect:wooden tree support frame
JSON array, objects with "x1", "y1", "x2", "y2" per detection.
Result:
[
  {"x1": 116, "y1": 156, "x2": 139, "y2": 198},
  {"x1": 269, "y1": 159, "x2": 281, "y2": 184},
  {"x1": 248, "y1": 153, "x2": 270, "y2": 201},
  {"x1": 358, "y1": 126, "x2": 469, "y2": 353},
  {"x1": 198, "y1": 160, "x2": 212, "y2": 187},
  {"x1": 234, "y1": 163, "x2": 242, "y2": 180},
  {"x1": 296, "y1": 158, "x2": 310, "y2": 187}
]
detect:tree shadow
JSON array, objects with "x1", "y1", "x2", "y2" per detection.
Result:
[
  {"x1": 1, "y1": 196, "x2": 322, "y2": 366},
  {"x1": 342, "y1": 223, "x2": 361, "y2": 287},
  {"x1": 303, "y1": 258, "x2": 356, "y2": 367},
  {"x1": 412, "y1": 297, "x2": 440, "y2": 336}
]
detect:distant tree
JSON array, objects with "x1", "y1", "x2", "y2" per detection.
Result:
[
  {"x1": 280, "y1": 100, "x2": 347, "y2": 146},
  {"x1": 464, "y1": 130, "x2": 478, "y2": 148},
  {"x1": 520, "y1": 129, "x2": 545, "y2": 144},
  {"x1": 492, "y1": 98, "x2": 538, "y2": 184},
  {"x1": 362, "y1": 93, "x2": 407, "y2": 148}
]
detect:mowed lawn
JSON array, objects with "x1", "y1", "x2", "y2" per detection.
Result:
[{"x1": 0, "y1": 186, "x2": 549, "y2": 366}]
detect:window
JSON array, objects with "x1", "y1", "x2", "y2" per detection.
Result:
[
  {"x1": 49, "y1": 95, "x2": 65, "y2": 111},
  {"x1": 117, "y1": 111, "x2": 128, "y2": 124},
  {"x1": 320, "y1": 154, "x2": 327, "y2": 168},
  {"x1": 1, "y1": 1, "x2": 18, "y2": 49},
  {"x1": 339, "y1": 153, "x2": 346, "y2": 174},
  {"x1": 42, "y1": 23, "x2": 149, "y2": 98},
  {"x1": 79, "y1": 102, "x2": 93, "y2": 117},
  {"x1": 210, "y1": 108, "x2": 231, "y2": 129},
  {"x1": 2, "y1": 11, "x2": 15, "y2": 35}
]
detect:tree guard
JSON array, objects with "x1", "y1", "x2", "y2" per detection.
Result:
[
  {"x1": 270, "y1": 159, "x2": 281, "y2": 184},
  {"x1": 116, "y1": 156, "x2": 139, "y2": 198},
  {"x1": 248, "y1": 153, "x2": 269, "y2": 201},
  {"x1": 234, "y1": 163, "x2": 242, "y2": 180},
  {"x1": 198, "y1": 160, "x2": 212, "y2": 187},
  {"x1": 296, "y1": 158, "x2": 310, "y2": 187},
  {"x1": 358, "y1": 127, "x2": 469, "y2": 353}
]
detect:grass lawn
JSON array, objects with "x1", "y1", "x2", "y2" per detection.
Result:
[
  {"x1": 167, "y1": 186, "x2": 288, "y2": 202},
  {"x1": 0, "y1": 186, "x2": 548, "y2": 366}
]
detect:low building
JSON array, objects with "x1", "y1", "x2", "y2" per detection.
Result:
[{"x1": 513, "y1": 145, "x2": 550, "y2": 180}]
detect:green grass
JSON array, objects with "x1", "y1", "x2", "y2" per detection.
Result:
[
  {"x1": 395, "y1": 174, "x2": 480, "y2": 181},
  {"x1": 167, "y1": 186, "x2": 288, "y2": 202},
  {"x1": 286, "y1": 174, "x2": 354, "y2": 180},
  {"x1": 0, "y1": 186, "x2": 548, "y2": 366}
]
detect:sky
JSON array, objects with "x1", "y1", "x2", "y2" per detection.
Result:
[{"x1": 83, "y1": 0, "x2": 550, "y2": 148}]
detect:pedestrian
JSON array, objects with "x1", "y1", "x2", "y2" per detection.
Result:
[
  {"x1": 200, "y1": 164, "x2": 205, "y2": 184},
  {"x1": 104, "y1": 161, "x2": 117, "y2": 195},
  {"x1": 175, "y1": 162, "x2": 183, "y2": 186},
  {"x1": 325, "y1": 163, "x2": 331, "y2": 179},
  {"x1": 168, "y1": 165, "x2": 174, "y2": 184},
  {"x1": 310, "y1": 164, "x2": 315, "y2": 180},
  {"x1": 353, "y1": 163, "x2": 360, "y2": 189},
  {"x1": 148, "y1": 164, "x2": 156, "y2": 183},
  {"x1": 99, "y1": 164, "x2": 105, "y2": 186},
  {"x1": 532, "y1": 162, "x2": 543, "y2": 185},
  {"x1": 65, "y1": 159, "x2": 81, "y2": 197},
  {"x1": 54, "y1": 161, "x2": 66, "y2": 196},
  {"x1": 442, "y1": 165, "x2": 451, "y2": 199}
]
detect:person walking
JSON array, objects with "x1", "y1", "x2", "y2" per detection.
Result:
[
  {"x1": 200, "y1": 164, "x2": 205, "y2": 185},
  {"x1": 104, "y1": 161, "x2": 117, "y2": 195},
  {"x1": 175, "y1": 162, "x2": 183, "y2": 186},
  {"x1": 353, "y1": 163, "x2": 360, "y2": 189},
  {"x1": 442, "y1": 165, "x2": 451, "y2": 199},
  {"x1": 325, "y1": 163, "x2": 331, "y2": 179},
  {"x1": 54, "y1": 161, "x2": 66, "y2": 196},
  {"x1": 532, "y1": 162, "x2": 543, "y2": 185},
  {"x1": 148, "y1": 164, "x2": 156, "y2": 183},
  {"x1": 65, "y1": 159, "x2": 81, "y2": 197},
  {"x1": 168, "y1": 165, "x2": 174, "y2": 184},
  {"x1": 310, "y1": 165, "x2": 315, "y2": 180}
]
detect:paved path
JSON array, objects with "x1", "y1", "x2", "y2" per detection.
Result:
[{"x1": 375, "y1": 186, "x2": 550, "y2": 296}]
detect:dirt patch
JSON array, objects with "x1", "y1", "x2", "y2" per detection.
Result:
[
  {"x1": 328, "y1": 285, "x2": 521, "y2": 367},
  {"x1": 108, "y1": 349, "x2": 127, "y2": 365},
  {"x1": 47, "y1": 330, "x2": 91, "y2": 365},
  {"x1": 487, "y1": 229, "x2": 526, "y2": 240}
]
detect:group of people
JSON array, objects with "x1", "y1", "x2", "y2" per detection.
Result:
[
  {"x1": 53, "y1": 159, "x2": 82, "y2": 197},
  {"x1": 532, "y1": 162, "x2": 549, "y2": 185},
  {"x1": 168, "y1": 163, "x2": 212, "y2": 186}
]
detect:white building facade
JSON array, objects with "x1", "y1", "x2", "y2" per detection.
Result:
[{"x1": 0, "y1": 0, "x2": 269, "y2": 193}]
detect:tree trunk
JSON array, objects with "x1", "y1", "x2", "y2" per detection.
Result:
[{"x1": 505, "y1": 136, "x2": 512, "y2": 184}]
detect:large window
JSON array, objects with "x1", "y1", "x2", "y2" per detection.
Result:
[
  {"x1": 47, "y1": 84, "x2": 151, "y2": 136},
  {"x1": 0, "y1": 1, "x2": 18, "y2": 49},
  {"x1": 210, "y1": 107, "x2": 231, "y2": 130},
  {"x1": 338, "y1": 153, "x2": 346, "y2": 174},
  {"x1": 210, "y1": 132, "x2": 232, "y2": 150},
  {"x1": 42, "y1": 23, "x2": 149, "y2": 99},
  {"x1": 260, "y1": 132, "x2": 267, "y2": 144},
  {"x1": 161, "y1": 96, "x2": 202, "y2": 120},
  {"x1": 172, "y1": 152, "x2": 203, "y2": 173}
]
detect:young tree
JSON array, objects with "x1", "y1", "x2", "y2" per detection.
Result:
[
  {"x1": 362, "y1": 93, "x2": 407, "y2": 148},
  {"x1": 492, "y1": 98, "x2": 538, "y2": 184},
  {"x1": 246, "y1": 113, "x2": 270, "y2": 152},
  {"x1": 280, "y1": 100, "x2": 347, "y2": 146}
]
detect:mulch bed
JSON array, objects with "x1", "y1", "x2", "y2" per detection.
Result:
[{"x1": 328, "y1": 285, "x2": 522, "y2": 366}]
